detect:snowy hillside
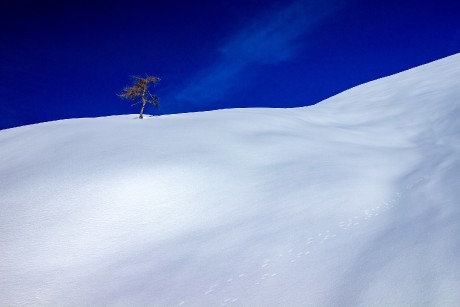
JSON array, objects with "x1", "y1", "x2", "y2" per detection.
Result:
[{"x1": 1, "y1": 53, "x2": 460, "y2": 306}]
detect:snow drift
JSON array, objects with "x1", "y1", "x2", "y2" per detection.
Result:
[{"x1": 1, "y1": 53, "x2": 460, "y2": 306}]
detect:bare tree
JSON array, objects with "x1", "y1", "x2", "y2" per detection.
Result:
[{"x1": 119, "y1": 75, "x2": 160, "y2": 119}]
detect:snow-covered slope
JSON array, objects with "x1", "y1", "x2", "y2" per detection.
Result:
[{"x1": 1, "y1": 54, "x2": 460, "y2": 306}]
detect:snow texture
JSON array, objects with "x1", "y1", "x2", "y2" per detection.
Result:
[{"x1": 1, "y1": 53, "x2": 460, "y2": 306}]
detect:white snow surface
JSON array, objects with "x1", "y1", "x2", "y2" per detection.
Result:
[{"x1": 1, "y1": 54, "x2": 460, "y2": 306}]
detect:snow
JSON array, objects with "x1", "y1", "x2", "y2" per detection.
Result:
[{"x1": 1, "y1": 53, "x2": 460, "y2": 306}]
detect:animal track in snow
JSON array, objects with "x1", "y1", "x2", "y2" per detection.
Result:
[
  {"x1": 204, "y1": 283, "x2": 219, "y2": 295},
  {"x1": 221, "y1": 297, "x2": 239, "y2": 306},
  {"x1": 261, "y1": 259, "x2": 271, "y2": 268},
  {"x1": 182, "y1": 177, "x2": 426, "y2": 306},
  {"x1": 338, "y1": 177, "x2": 426, "y2": 231}
]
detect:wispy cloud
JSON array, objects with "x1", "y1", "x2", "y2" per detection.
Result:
[{"x1": 174, "y1": 0, "x2": 345, "y2": 106}]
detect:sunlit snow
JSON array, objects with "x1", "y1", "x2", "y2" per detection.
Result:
[{"x1": 1, "y1": 53, "x2": 459, "y2": 306}]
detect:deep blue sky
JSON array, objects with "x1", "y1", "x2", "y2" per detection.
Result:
[{"x1": 1, "y1": 0, "x2": 459, "y2": 129}]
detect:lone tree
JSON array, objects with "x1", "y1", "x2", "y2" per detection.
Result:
[{"x1": 119, "y1": 75, "x2": 160, "y2": 119}]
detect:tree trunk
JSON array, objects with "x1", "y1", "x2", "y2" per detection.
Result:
[
  {"x1": 139, "y1": 91, "x2": 147, "y2": 119},
  {"x1": 139, "y1": 102, "x2": 146, "y2": 119}
]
